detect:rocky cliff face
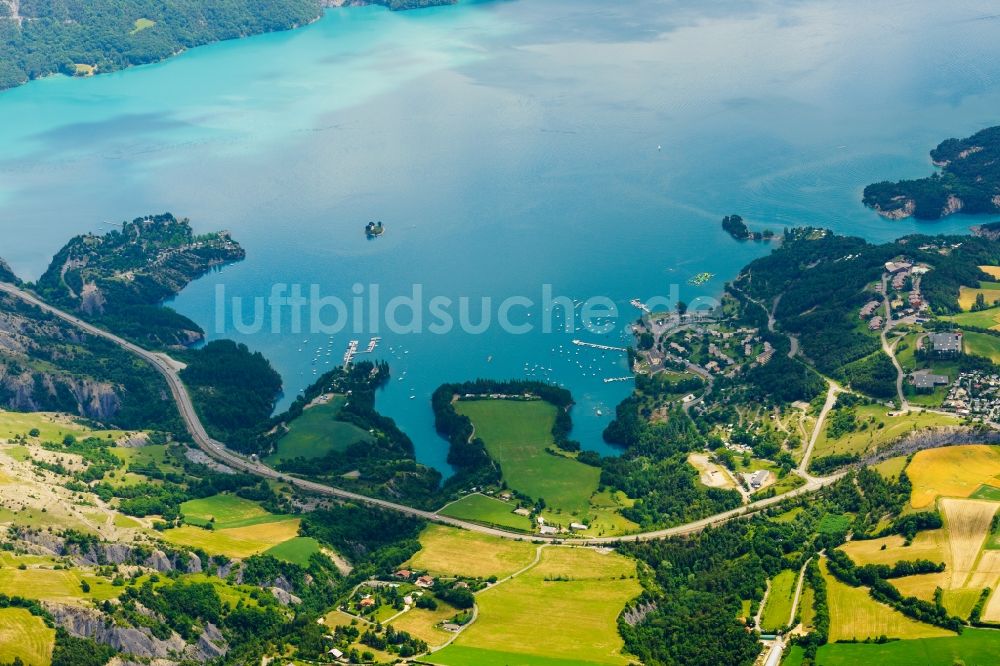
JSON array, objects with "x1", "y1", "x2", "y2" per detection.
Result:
[{"x1": 45, "y1": 603, "x2": 228, "y2": 662}]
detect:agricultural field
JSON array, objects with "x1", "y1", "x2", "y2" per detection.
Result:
[
  {"x1": 161, "y1": 519, "x2": 301, "y2": 559},
  {"x1": 760, "y1": 569, "x2": 797, "y2": 632},
  {"x1": 0, "y1": 558, "x2": 134, "y2": 604},
  {"x1": 958, "y1": 283, "x2": 1000, "y2": 311},
  {"x1": 437, "y1": 493, "x2": 533, "y2": 531},
  {"x1": 814, "y1": 405, "x2": 959, "y2": 459},
  {"x1": 455, "y1": 400, "x2": 600, "y2": 517},
  {"x1": 943, "y1": 307, "x2": 1000, "y2": 331},
  {"x1": 811, "y1": 628, "x2": 1000, "y2": 665},
  {"x1": 265, "y1": 395, "x2": 372, "y2": 464},
  {"x1": 907, "y1": 446, "x2": 1000, "y2": 509},
  {"x1": 940, "y1": 498, "x2": 998, "y2": 587},
  {"x1": 406, "y1": 525, "x2": 537, "y2": 579},
  {"x1": 820, "y1": 559, "x2": 953, "y2": 642},
  {"x1": 0, "y1": 608, "x2": 54, "y2": 665},
  {"x1": 180, "y1": 493, "x2": 291, "y2": 529},
  {"x1": 431, "y1": 546, "x2": 641, "y2": 666},
  {"x1": 263, "y1": 536, "x2": 322, "y2": 567},
  {"x1": 962, "y1": 331, "x2": 1000, "y2": 363}
]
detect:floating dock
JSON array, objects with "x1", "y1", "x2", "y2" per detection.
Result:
[
  {"x1": 629, "y1": 298, "x2": 651, "y2": 314},
  {"x1": 343, "y1": 340, "x2": 359, "y2": 366},
  {"x1": 603, "y1": 376, "x2": 635, "y2": 383},
  {"x1": 572, "y1": 339, "x2": 628, "y2": 352}
]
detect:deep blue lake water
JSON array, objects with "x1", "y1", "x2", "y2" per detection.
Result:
[{"x1": 1, "y1": 0, "x2": 999, "y2": 474}]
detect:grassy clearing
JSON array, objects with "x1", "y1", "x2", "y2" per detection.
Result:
[
  {"x1": 0, "y1": 608, "x2": 54, "y2": 665},
  {"x1": 842, "y1": 531, "x2": 949, "y2": 568},
  {"x1": 406, "y1": 525, "x2": 536, "y2": 579},
  {"x1": 434, "y1": 547, "x2": 640, "y2": 666},
  {"x1": 264, "y1": 536, "x2": 321, "y2": 567},
  {"x1": 389, "y1": 604, "x2": 457, "y2": 649},
  {"x1": 455, "y1": 400, "x2": 599, "y2": 516},
  {"x1": 131, "y1": 18, "x2": 156, "y2": 33},
  {"x1": 438, "y1": 494, "x2": 533, "y2": 531},
  {"x1": 161, "y1": 519, "x2": 301, "y2": 559},
  {"x1": 820, "y1": 559, "x2": 952, "y2": 641},
  {"x1": 873, "y1": 455, "x2": 909, "y2": 480},
  {"x1": 180, "y1": 494, "x2": 288, "y2": 529},
  {"x1": 908, "y1": 445, "x2": 1000, "y2": 509},
  {"x1": 814, "y1": 406, "x2": 959, "y2": 459},
  {"x1": 0, "y1": 410, "x2": 125, "y2": 444},
  {"x1": 813, "y1": 628, "x2": 1000, "y2": 665},
  {"x1": 963, "y1": 331, "x2": 1000, "y2": 363},
  {"x1": 760, "y1": 569, "x2": 797, "y2": 632},
  {"x1": 265, "y1": 396, "x2": 372, "y2": 465}
]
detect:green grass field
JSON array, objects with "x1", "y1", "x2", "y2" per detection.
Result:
[
  {"x1": 180, "y1": 494, "x2": 290, "y2": 529},
  {"x1": 432, "y1": 546, "x2": 640, "y2": 666},
  {"x1": 874, "y1": 456, "x2": 909, "y2": 480},
  {"x1": 264, "y1": 536, "x2": 321, "y2": 567},
  {"x1": 812, "y1": 628, "x2": 1000, "y2": 665},
  {"x1": 406, "y1": 525, "x2": 537, "y2": 579},
  {"x1": 814, "y1": 405, "x2": 959, "y2": 458},
  {"x1": 760, "y1": 569, "x2": 797, "y2": 632},
  {"x1": 963, "y1": 331, "x2": 1000, "y2": 363},
  {"x1": 265, "y1": 396, "x2": 373, "y2": 464},
  {"x1": 970, "y1": 484, "x2": 1000, "y2": 501},
  {"x1": 455, "y1": 400, "x2": 599, "y2": 516},
  {"x1": 131, "y1": 18, "x2": 156, "y2": 33},
  {"x1": 943, "y1": 307, "x2": 1000, "y2": 330},
  {"x1": 438, "y1": 494, "x2": 533, "y2": 531},
  {"x1": 0, "y1": 608, "x2": 54, "y2": 665}
]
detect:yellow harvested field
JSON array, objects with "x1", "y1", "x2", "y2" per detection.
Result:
[
  {"x1": 841, "y1": 531, "x2": 948, "y2": 568},
  {"x1": 907, "y1": 445, "x2": 1000, "y2": 509},
  {"x1": 890, "y1": 572, "x2": 951, "y2": 602},
  {"x1": 389, "y1": 605, "x2": 456, "y2": 648},
  {"x1": 821, "y1": 560, "x2": 953, "y2": 642},
  {"x1": 688, "y1": 453, "x2": 735, "y2": 489},
  {"x1": 980, "y1": 265, "x2": 1000, "y2": 279},
  {"x1": 406, "y1": 525, "x2": 537, "y2": 579},
  {"x1": 983, "y1": 585, "x2": 1000, "y2": 623},
  {"x1": 941, "y1": 498, "x2": 998, "y2": 588},
  {"x1": 161, "y1": 519, "x2": 301, "y2": 558},
  {"x1": 0, "y1": 608, "x2": 54, "y2": 665}
]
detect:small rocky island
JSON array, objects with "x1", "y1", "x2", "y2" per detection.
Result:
[
  {"x1": 721, "y1": 214, "x2": 773, "y2": 241},
  {"x1": 863, "y1": 125, "x2": 1000, "y2": 220}
]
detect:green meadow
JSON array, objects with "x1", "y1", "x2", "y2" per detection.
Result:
[
  {"x1": 264, "y1": 536, "x2": 322, "y2": 567},
  {"x1": 0, "y1": 608, "x2": 54, "y2": 665},
  {"x1": 438, "y1": 493, "x2": 533, "y2": 531},
  {"x1": 455, "y1": 400, "x2": 599, "y2": 516},
  {"x1": 180, "y1": 494, "x2": 290, "y2": 529},
  {"x1": 760, "y1": 569, "x2": 797, "y2": 632},
  {"x1": 265, "y1": 396, "x2": 373, "y2": 464},
  {"x1": 812, "y1": 628, "x2": 1000, "y2": 665}
]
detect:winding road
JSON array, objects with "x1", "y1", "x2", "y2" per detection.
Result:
[{"x1": 0, "y1": 281, "x2": 846, "y2": 545}]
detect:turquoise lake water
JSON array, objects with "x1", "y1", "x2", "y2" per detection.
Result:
[{"x1": 2, "y1": 0, "x2": 1000, "y2": 473}]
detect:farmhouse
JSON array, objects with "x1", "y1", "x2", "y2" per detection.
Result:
[
  {"x1": 394, "y1": 569, "x2": 412, "y2": 580},
  {"x1": 415, "y1": 575, "x2": 435, "y2": 588},
  {"x1": 570, "y1": 522, "x2": 589, "y2": 531},
  {"x1": 359, "y1": 596, "x2": 376, "y2": 608},
  {"x1": 513, "y1": 507, "x2": 532, "y2": 517},
  {"x1": 328, "y1": 648, "x2": 344, "y2": 659},
  {"x1": 539, "y1": 525, "x2": 558, "y2": 535}
]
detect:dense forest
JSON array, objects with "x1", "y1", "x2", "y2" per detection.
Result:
[
  {"x1": 0, "y1": 0, "x2": 458, "y2": 92},
  {"x1": 36, "y1": 213, "x2": 244, "y2": 347},
  {"x1": 863, "y1": 125, "x2": 1000, "y2": 220}
]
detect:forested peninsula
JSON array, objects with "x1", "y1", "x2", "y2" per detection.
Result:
[
  {"x1": 0, "y1": 0, "x2": 459, "y2": 92},
  {"x1": 863, "y1": 125, "x2": 1000, "y2": 220}
]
